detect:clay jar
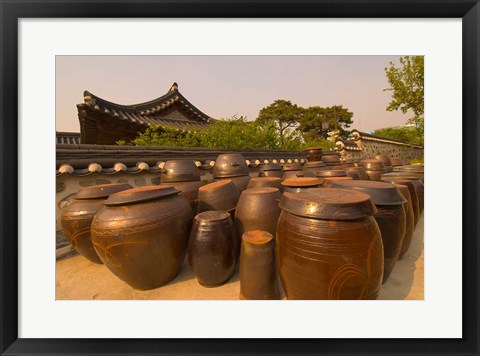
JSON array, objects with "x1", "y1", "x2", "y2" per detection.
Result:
[
  {"x1": 380, "y1": 177, "x2": 420, "y2": 227},
  {"x1": 393, "y1": 165, "x2": 424, "y2": 182},
  {"x1": 197, "y1": 179, "x2": 240, "y2": 215},
  {"x1": 393, "y1": 183, "x2": 415, "y2": 259},
  {"x1": 258, "y1": 163, "x2": 283, "y2": 178},
  {"x1": 60, "y1": 183, "x2": 132, "y2": 264},
  {"x1": 316, "y1": 169, "x2": 348, "y2": 187},
  {"x1": 360, "y1": 159, "x2": 386, "y2": 181},
  {"x1": 330, "y1": 180, "x2": 406, "y2": 283},
  {"x1": 281, "y1": 177, "x2": 324, "y2": 193},
  {"x1": 234, "y1": 188, "x2": 282, "y2": 242},
  {"x1": 282, "y1": 170, "x2": 316, "y2": 180},
  {"x1": 91, "y1": 186, "x2": 193, "y2": 290},
  {"x1": 282, "y1": 162, "x2": 303, "y2": 172},
  {"x1": 345, "y1": 166, "x2": 369, "y2": 180},
  {"x1": 247, "y1": 177, "x2": 283, "y2": 192},
  {"x1": 276, "y1": 188, "x2": 383, "y2": 299},
  {"x1": 391, "y1": 157, "x2": 404, "y2": 167},
  {"x1": 213, "y1": 153, "x2": 250, "y2": 191},
  {"x1": 160, "y1": 160, "x2": 203, "y2": 213},
  {"x1": 321, "y1": 154, "x2": 341, "y2": 166},
  {"x1": 240, "y1": 230, "x2": 281, "y2": 300},
  {"x1": 381, "y1": 173, "x2": 424, "y2": 214},
  {"x1": 304, "y1": 147, "x2": 323, "y2": 162},
  {"x1": 375, "y1": 155, "x2": 394, "y2": 173},
  {"x1": 188, "y1": 211, "x2": 237, "y2": 287},
  {"x1": 302, "y1": 161, "x2": 327, "y2": 172}
]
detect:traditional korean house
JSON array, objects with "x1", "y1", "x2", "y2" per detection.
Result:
[{"x1": 76, "y1": 82, "x2": 214, "y2": 145}]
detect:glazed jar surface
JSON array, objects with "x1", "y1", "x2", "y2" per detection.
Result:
[
  {"x1": 216, "y1": 175, "x2": 251, "y2": 192},
  {"x1": 188, "y1": 211, "x2": 237, "y2": 287},
  {"x1": 281, "y1": 178, "x2": 323, "y2": 193},
  {"x1": 91, "y1": 186, "x2": 193, "y2": 290},
  {"x1": 380, "y1": 177, "x2": 420, "y2": 227},
  {"x1": 160, "y1": 159, "x2": 201, "y2": 183},
  {"x1": 240, "y1": 230, "x2": 281, "y2": 300},
  {"x1": 258, "y1": 163, "x2": 283, "y2": 178},
  {"x1": 197, "y1": 179, "x2": 240, "y2": 213},
  {"x1": 345, "y1": 167, "x2": 369, "y2": 181},
  {"x1": 161, "y1": 180, "x2": 203, "y2": 213},
  {"x1": 282, "y1": 170, "x2": 316, "y2": 180},
  {"x1": 304, "y1": 147, "x2": 323, "y2": 162},
  {"x1": 276, "y1": 188, "x2": 383, "y2": 300},
  {"x1": 213, "y1": 153, "x2": 249, "y2": 178},
  {"x1": 247, "y1": 177, "x2": 283, "y2": 191},
  {"x1": 330, "y1": 180, "x2": 406, "y2": 283},
  {"x1": 394, "y1": 183, "x2": 415, "y2": 259},
  {"x1": 60, "y1": 183, "x2": 132, "y2": 264}
]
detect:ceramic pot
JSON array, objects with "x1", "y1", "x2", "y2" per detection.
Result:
[
  {"x1": 240, "y1": 230, "x2": 281, "y2": 300},
  {"x1": 247, "y1": 177, "x2": 283, "y2": 192},
  {"x1": 60, "y1": 183, "x2": 132, "y2": 264},
  {"x1": 197, "y1": 179, "x2": 240, "y2": 214},
  {"x1": 393, "y1": 183, "x2": 415, "y2": 259},
  {"x1": 391, "y1": 157, "x2": 404, "y2": 167},
  {"x1": 302, "y1": 161, "x2": 327, "y2": 172},
  {"x1": 381, "y1": 173, "x2": 423, "y2": 214},
  {"x1": 316, "y1": 169, "x2": 348, "y2": 178},
  {"x1": 216, "y1": 175, "x2": 251, "y2": 192},
  {"x1": 380, "y1": 178, "x2": 420, "y2": 227},
  {"x1": 345, "y1": 166, "x2": 369, "y2": 180},
  {"x1": 161, "y1": 180, "x2": 203, "y2": 213},
  {"x1": 91, "y1": 186, "x2": 193, "y2": 290},
  {"x1": 258, "y1": 163, "x2": 283, "y2": 178},
  {"x1": 375, "y1": 155, "x2": 393, "y2": 173},
  {"x1": 282, "y1": 162, "x2": 302, "y2": 172},
  {"x1": 281, "y1": 178, "x2": 324, "y2": 193},
  {"x1": 276, "y1": 188, "x2": 383, "y2": 299},
  {"x1": 304, "y1": 147, "x2": 323, "y2": 162},
  {"x1": 360, "y1": 159, "x2": 386, "y2": 181},
  {"x1": 213, "y1": 153, "x2": 249, "y2": 178},
  {"x1": 330, "y1": 180, "x2": 406, "y2": 283},
  {"x1": 321, "y1": 154, "x2": 341, "y2": 166},
  {"x1": 188, "y1": 211, "x2": 237, "y2": 287},
  {"x1": 393, "y1": 165, "x2": 424, "y2": 182},
  {"x1": 160, "y1": 159, "x2": 201, "y2": 182},
  {"x1": 234, "y1": 188, "x2": 282, "y2": 242}
]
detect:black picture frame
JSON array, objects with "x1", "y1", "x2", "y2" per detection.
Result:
[{"x1": 1, "y1": 1, "x2": 479, "y2": 355}]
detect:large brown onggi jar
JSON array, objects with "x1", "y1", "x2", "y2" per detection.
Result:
[
  {"x1": 212, "y1": 153, "x2": 249, "y2": 178},
  {"x1": 391, "y1": 157, "x2": 404, "y2": 167},
  {"x1": 276, "y1": 188, "x2": 383, "y2": 299},
  {"x1": 392, "y1": 165, "x2": 424, "y2": 182},
  {"x1": 60, "y1": 183, "x2": 132, "y2": 264},
  {"x1": 161, "y1": 180, "x2": 204, "y2": 214},
  {"x1": 360, "y1": 159, "x2": 386, "y2": 181},
  {"x1": 258, "y1": 163, "x2": 283, "y2": 178},
  {"x1": 321, "y1": 153, "x2": 341, "y2": 166},
  {"x1": 380, "y1": 177, "x2": 420, "y2": 227},
  {"x1": 247, "y1": 177, "x2": 283, "y2": 192},
  {"x1": 393, "y1": 183, "x2": 415, "y2": 259},
  {"x1": 234, "y1": 188, "x2": 282, "y2": 243},
  {"x1": 330, "y1": 180, "x2": 406, "y2": 283},
  {"x1": 188, "y1": 211, "x2": 237, "y2": 287},
  {"x1": 304, "y1": 147, "x2": 323, "y2": 162},
  {"x1": 240, "y1": 230, "x2": 281, "y2": 300},
  {"x1": 160, "y1": 159, "x2": 201, "y2": 182},
  {"x1": 303, "y1": 161, "x2": 327, "y2": 172},
  {"x1": 216, "y1": 175, "x2": 251, "y2": 192},
  {"x1": 322, "y1": 176, "x2": 353, "y2": 187},
  {"x1": 281, "y1": 162, "x2": 303, "y2": 172},
  {"x1": 381, "y1": 174, "x2": 424, "y2": 215},
  {"x1": 282, "y1": 170, "x2": 316, "y2": 180},
  {"x1": 91, "y1": 186, "x2": 193, "y2": 290},
  {"x1": 375, "y1": 155, "x2": 393, "y2": 173},
  {"x1": 197, "y1": 180, "x2": 240, "y2": 215},
  {"x1": 345, "y1": 166, "x2": 369, "y2": 180}
]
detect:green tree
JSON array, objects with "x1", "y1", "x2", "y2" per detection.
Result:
[
  {"x1": 299, "y1": 105, "x2": 353, "y2": 140},
  {"x1": 373, "y1": 126, "x2": 422, "y2": 145},
  {"x1": 256, "y1": 100, "x2": 303, "y2": 148},
  {"x1": 384, "y1": 56, "x2": 424, "y2": 144}
]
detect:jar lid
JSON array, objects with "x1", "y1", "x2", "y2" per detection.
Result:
[
  {"x1": 282, "y1": 162, "x2": 303, "y2": 171},
  {"x1": 303, "y1": 161, "x2": 327, "y2": 168},
  {"x1": 260, "y1": 163, "x2": 282, "y2": 171},
  {"x1": 282, "y1": 171, "x2": 316, "y2": 179},
  {"x1": 242, "y1": 230, "x2": 273, "y2": 245},
  {"x1": 322, "y1": 155, "x2": 341, "y2": 163},
  {"x1": 393, "y1": 165, "x2": 424, "y2": 173},
  {"x1": 279, "y1": 188, "x2": 376, "y2": 220},
  {"x1": 103, "y1": 185, "x2": 180, "y2": 206},
  {"x1": 242, "y1": 187, "x2": 280, "y2": 195},
  {"x1": 329, "y1": 180, "x2": 406, "y2": 206},
  {"x1": 316, "y1": 169, "x2": 347, "y2": 177},
  {"x1": 381, "y1": 172, "x2": 423, "y2": 180},
  {"x1": 75, "y1": 183, "x2": 132, "y2": 200},
  {"x1": 360, "y1": 159, "x2": 386, "y2": 171},
  {"x1": 282, "y1": 177, "x2": 323, "y2": 187},
  {"x1": 375, "y1": 154, "x2": 393, "y2": 167}
]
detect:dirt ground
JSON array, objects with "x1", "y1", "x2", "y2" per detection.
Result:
[{"x1": 56, "y1": 214, "x2": 424, "y2": 300}]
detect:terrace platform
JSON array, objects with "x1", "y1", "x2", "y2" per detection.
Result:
[{"x1": 56, "y1": 215, "x2": 424, "y2": 300}]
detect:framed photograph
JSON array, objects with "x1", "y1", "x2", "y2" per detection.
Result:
[{"x1": 1, "y1": 0, "x2": 478, "y2": 355}]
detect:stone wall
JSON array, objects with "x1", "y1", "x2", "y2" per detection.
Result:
[{"x1": 354, "y1": 139, "x2": 424, "y2": 160}]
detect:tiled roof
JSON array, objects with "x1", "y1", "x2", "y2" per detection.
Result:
[
  {"x1": 56, "y1": 144, "x2": 306, "y2": 177},
  {"x1": 77, "y1": 83, "x2": 213, "y2": 144},
  {"x1": 351, "y1": 129, "x2": 423, "y2": 148},
  {"x1": 335, "y1": 139, "x2": 362, "y2": 151},
  {"x1": 56, "y1": 132, "x2": 81, "y2": 145}
]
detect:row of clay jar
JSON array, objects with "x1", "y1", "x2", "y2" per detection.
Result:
[{"x1": 60, "y1": 165, "x2": 423, "y2": 299}]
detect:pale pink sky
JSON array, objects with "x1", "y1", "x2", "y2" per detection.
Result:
[{"x1": 56, "y1": 55, "x2": 409, "y2": 133}]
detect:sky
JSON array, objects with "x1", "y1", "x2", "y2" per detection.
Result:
[{"x1": 56, "y1": 55, "x2": 409, "y2": 133}]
